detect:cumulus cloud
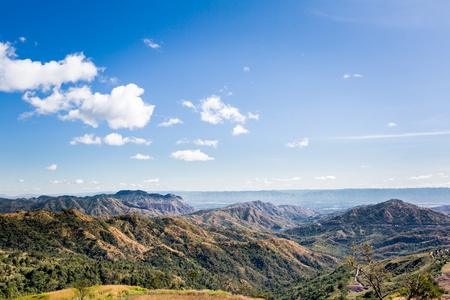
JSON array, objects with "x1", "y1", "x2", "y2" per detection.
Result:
[
  {"x1": 23, "y1": 84, "x2": 155, "y2": 130},
  {"x1": 285, "y1": 138, "x2": 309, "y2": 148},
  {"x1": 19, "y1": 37, "x2": 26, "y2": 42},
  {"x1": 143, "y1": 38, "x2": 161, "y2": 49},
  {"x1": 103, "y1": 133, "x2": 151, "y2": 146},
  {"x1": 0, "y1": 42, "x2": 98, "y2": 92},
  {"x1": 158, "y1": 118, "x2": 183, "y2": 127},
  {"x1": 46, "y1": 164, "x2": 57, "y2": 171},
  {"x1": 144, "y1": 178, "x2": 160, "y2": 183},
  {"x1": 61, "y1": 84, "x2": 154, "y2": 129},
  {"x1": 70, "y1": 133, "x2": 102, "y2": 145},
  {"x1": 75, "y1": 179, "x2": 84, "y2": 184},
  {"x1": 315, "y1": 175, "x2": 336, "y2": 180},
  {"x1": 170, "y1": 149, "x2": 215, "y2": 162},
  {"x1": 130, "y1": 153, "x2": 153, "y2": 160},
  {"x1": 232, "y1": 125, "x2": 249, "y2": 136},
  {"x1": 243, "y1": 66, "x2": 250, "y2": 72},
  {"x1": 200, "y1": 95, "x2": 246, "y2": 124},
  {"x1": 387, "y1": 122, "x2": 398, "y2": 127},
  {"x1": 410, "y1": 174, "x2": 433, "y2": 180}
]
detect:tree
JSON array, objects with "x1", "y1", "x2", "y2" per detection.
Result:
[
  {"x1": 400, "y1": 270, "x2": 444, "y2": 300},
  {"x1": 346, "y1": 243, "x2": 391, "y2": 300}
]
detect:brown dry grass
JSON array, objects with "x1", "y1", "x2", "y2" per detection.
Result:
[{"x1": 130, "y1": 289, "x2": 262, "y2": 300}]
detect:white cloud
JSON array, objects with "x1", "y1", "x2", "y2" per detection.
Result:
[
  {"x1": 226, "y1": 92, "x2": 233, "y2": 96},
  {"x1": 60, "y1": 84, "x2": 155, "y2": 130},
  {"x1": 343, "y1": 74, "x2": 363, "y2": 79},
  {"x1": 143, "y1": 38, "x2": 161, "y2": 49},
  {"x1": 437, "y1": 173, "x2": 449, "y2": 178},
  {"x1": 243, "y1": 66, "x2": 250, "y2": 72},
  {"x1": 70, "y1": 133, "x2": 102, "y2": 145},
  {"x1": 49, "y1": 180, "x2": 66, "y2": 184},
  {"x1": 182, "y1": 100, "x2": 196, "y2": 110},
  {"x1": 144, "y1": 178, "x2": 160, "y2": 183},
  {"x1": 387, "y1": 122, "x2": 398, "y2": 127},
  {"x1": 170, "y1": 149, "x2": 215, "y2": 162},
  {"x1": 248, "y1": 112, "x2": 259, "y2": 120},
  {"x1": 19, "y1": 179, "x2": 24, "y2": 182},
  {"x1": 176, "y1": 138, "x2": 189, "y2": 144},
  {"x1": 130, "y1": 153, "x2": 153, "y2": 160},
  {"x1": 332, "y1": 130, "x2": 450, "y2": 140},
  {"x1": 315, "y1": 175, "x2": 336, "y2": 180},
  {"x1": 71, "y1": 133, "x2": 151, "y2": 146},
  {"x1": 46, "y1": 164, "x2": 57, "y2": 171},
  {"x1": 103, "y1": 133, "x2": 152, "y2": 146},
  {"x1": 19, "y1": 37, "x2": 26, "y2": 42},
  {"x1": 75, "y1": 179, "x2": 84, "y2": 184},
  {"x1": 410, "y1": 174, "x2": 433, "y2": 180},
  {"x1": 232, "y1": 125, "x2": 249, "y2": 136},
  {"x1": 158, "y1": 118, "x2": 183, "y2": 127},
  {"x1": 194, "y1": 139, "x2": 219, "y2": 148},
  {"x1": 285, "y1": 137, "x2": 309, "y2": 148},
  {"x1": 200, "y1": 95, "x2": 246, "y2": 124},
  {"x1": 0, "y1": 42, "x2": 98, "y2": 92},
  {"x1": 273, "y1": 177, "x2": 302, "y2": 182}
]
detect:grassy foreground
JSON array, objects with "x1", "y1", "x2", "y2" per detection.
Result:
[{"x1": 14, "y1": 285, "x2": 263, "y2": 300}]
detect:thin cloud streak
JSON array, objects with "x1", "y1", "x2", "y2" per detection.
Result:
[{"x1": 329, "y1": 130, "x2": 450, "y2": 140}]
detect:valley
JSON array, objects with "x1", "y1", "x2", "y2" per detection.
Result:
[{"x1": 0, "y1": 190, "x2": 450, "y2": 299}]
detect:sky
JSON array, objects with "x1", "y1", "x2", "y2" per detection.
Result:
[{"x1": 1, "y1": 0, "x2": 450, "y2": 196}]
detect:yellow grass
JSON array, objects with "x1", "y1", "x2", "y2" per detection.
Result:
[
  {"x1": 15, "y1": 288, "x2": 78, "y2": 300},
  {"x1": 442, "y1": 263, "x2": 450, "y2": 274},
  {"x1": 14, "y1": 287, "x2": 262, "y2": 300}
]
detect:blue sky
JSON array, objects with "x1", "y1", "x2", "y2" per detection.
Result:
[{"x1": 1, "y1": 0, "x2": 450, "y2": 196}]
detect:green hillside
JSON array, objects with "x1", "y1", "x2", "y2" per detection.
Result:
[{"x1": 0, "y1": 209, "x2": 337, "y2": 299}]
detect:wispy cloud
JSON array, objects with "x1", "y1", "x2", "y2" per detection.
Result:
[
  {"x1": 410, "y1": 174, "x2": 433, "y2": 180},
  {"x1": 387, "y1": 122, "x2": 398, "y2": 127},
  {"x1": 331, "y1": 130, "x2": 450, "y2": 140},
  {"x1": 273, "y1": 177, "x2": 302, "y2": 182},
  {"x1": 130, "y1": 153, "x2": 153, "y2": 160},
  {"x1": 243, "y1": 66, "x2": 250, "y2": 72},
  {"x1": 142, "y1": 38, "x2": 161, "y2": 49},
  {"x1": 70, "y1": 133, "x2": 101, "y2": 145},
  {"x1": 343, "y1": 73, "x2": 363, "y2": 79},
  {"x1": 315, "y1": 175, "x2": 336, "y2": 180},
  {"x1": 19, "y1": 37, "x2": 26, "y2": 43},
  {"x1": 181, "y1": 100, "x2": 196, "y2": 111},
  {"x1": 170, "y1": 149, "x2": 215, "y2": 162},
  {"x1": 46, "y1": 164, "x2": 57, "y2": 171},
  {"x1": 158, "y1": 118, "x2": 183, "y2": 127},
  {"x1": 144, "y1": 178, "x2": 159, "y2": 183},
  {"x1": 285, "y1": 137, "x2": 309, "y2": 148}
]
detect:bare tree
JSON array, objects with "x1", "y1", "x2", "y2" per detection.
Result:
[{"x1": 346, "y1": 243, "x2": 391, "y2": 300}]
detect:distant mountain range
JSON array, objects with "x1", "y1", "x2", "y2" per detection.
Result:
[
  {"x1": 0, "y1": 190, "x2": 195, "y2": 217},
  {"x1": 177, "y1": 188, "x2": 450, "y2": 210}
]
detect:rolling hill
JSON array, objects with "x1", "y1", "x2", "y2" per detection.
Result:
[
  {"x1": 285, "y1": 199, "x2": 450, "y2": 258},
  {"x1": 0, "y1": 208, "x2": 337, "y2": 298}
]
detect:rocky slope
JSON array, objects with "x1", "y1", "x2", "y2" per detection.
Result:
[{"x1": 182, "y1": 200, "x2": 322, "y2": 232}]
